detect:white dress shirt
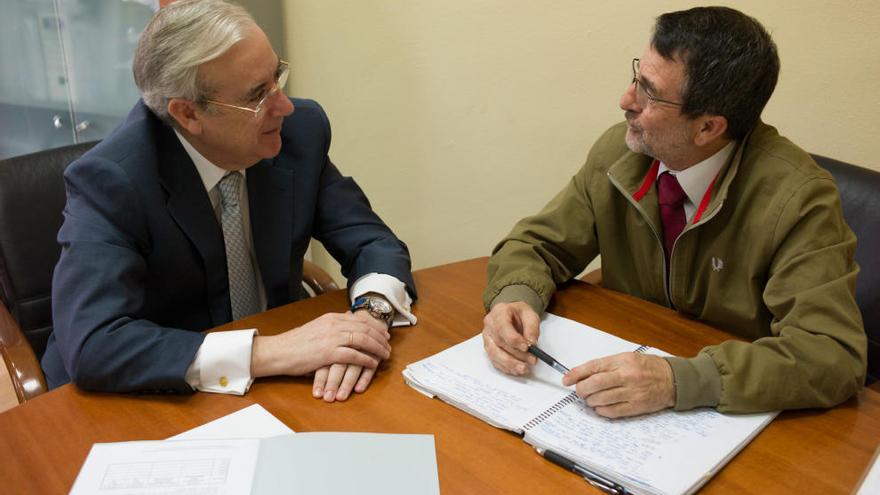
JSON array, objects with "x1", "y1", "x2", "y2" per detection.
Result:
[
  {"x1": 174, "y1": 131, "x2": 415, "y2": 395},
  {"x1": 657, "y1": 141, "x2": 736, "y2": 221}
]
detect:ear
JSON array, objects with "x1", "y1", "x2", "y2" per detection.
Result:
[
  {"x1": 167, "y1": 98, "x2": 204, "y2": 135},
  {"x1": 693, "y1": 114, "x2": 728, "y2": 147}
]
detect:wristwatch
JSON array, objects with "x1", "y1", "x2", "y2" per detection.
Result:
[{"x1": 351, "y1": 295, "x2": 395, "y2": 327}]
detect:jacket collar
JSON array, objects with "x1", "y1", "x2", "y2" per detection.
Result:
[
  {"x1": 607, "y1": 122, "x2": 766, "y2": 228},
  {"x1": 692, "y1": 122, "x2": 769, "y2": 226},
  {"x1": 607, "y1": 149, "x2": 660, "y2": 229},
  {"x1": 657, "y1": 141, "x2": 735, "y2": 212}
]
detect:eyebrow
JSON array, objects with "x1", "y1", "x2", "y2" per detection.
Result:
[
  {"x1": 243, "y1": 59, "x2": 283, "y2": 101},
  {"x1": 638, "y1": 73, "x2": 660, "y2": 96}
]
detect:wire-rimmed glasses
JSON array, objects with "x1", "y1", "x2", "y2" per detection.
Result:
[
  {"x1": 631, "y1": 58, "x2": 683, "y2": 108},
  {"x1": 205, "y1": 60, "x2": 290, "y2": 118}
]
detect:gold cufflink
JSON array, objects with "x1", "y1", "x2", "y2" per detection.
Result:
[{"x1": 219, "y1": 376, "x2": 229, "y2": 387}]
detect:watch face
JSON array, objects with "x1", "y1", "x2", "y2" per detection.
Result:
[{"x1": 369, "y1": 297, "x2": 392, "y2": 314}]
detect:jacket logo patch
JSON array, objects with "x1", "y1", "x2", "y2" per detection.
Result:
[{"x1": 711, "y1": 257, "x2": 724, "y2": 272}]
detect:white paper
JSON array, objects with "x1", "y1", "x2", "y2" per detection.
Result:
[
  {"x1": 524, "y1": 400, "x2": 775, "y2": 495},
  {"x1": 856, "y1": 445, "x2": 880, "y2": 495},
  {"x1": 252, "y1": 433, "x2": 440, "y2": 495},
  {"x1": 170, "y1": 404, "x2": 294, "y2": 441},
  {"x1": 538, "y1": 313, "x2": 659, "y2": 363},
  {"x1": 73, "y1": 404, "x2": 439, "y2": 495},
  {"x1": 72, "y1": 432, "x2": 440, "y2": 495},
  {"x1": 69, "y1": 438, "x2": 260, "y2": 495},
  {"x1": 404, "y1": 313, "x2": 641, "y2": 431},
  {"x1": 404, "y1": 312, "x2": 777, "y2": 495}
]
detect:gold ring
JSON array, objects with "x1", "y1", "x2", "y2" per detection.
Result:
[{"x1": 349, "y1": 331, "x2": 354, "y2": 347}]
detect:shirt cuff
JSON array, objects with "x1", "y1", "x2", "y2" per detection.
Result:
[
  {"x1": 665, "y1": 352, "x2": 722, "y2": 410},
  {"x1": 490, "y1": 284, "x2": 546, "y2": 316},
  {"x1": 349, "y1": 273, "x2": 416, "y2": 327},
  {"x1": 184, "y1": 329, "x2": 258, "y2": 395}
]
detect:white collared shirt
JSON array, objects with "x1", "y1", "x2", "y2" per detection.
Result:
[
  {"x1": 174, "y1": 131, "x2": 415, "y2": 395},
  {"x1": 657, "y1": 141, "x2": 736, "y2": 221}
]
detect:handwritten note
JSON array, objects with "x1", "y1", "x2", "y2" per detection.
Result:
[
  {"x1": 404, "y1": 313, "x2": 778, "y2": 495},
  {"x1": 404, "y1": 340, "x2": 568, "y2": 430}
]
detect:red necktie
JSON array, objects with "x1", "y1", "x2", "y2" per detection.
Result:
[{"x1": 658, "y1": 171, "x2": 687, "y2": 265}]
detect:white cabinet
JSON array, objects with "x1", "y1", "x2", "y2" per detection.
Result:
[{"x1": 0, "y1": 0, "x2": 156, "y2": 159}]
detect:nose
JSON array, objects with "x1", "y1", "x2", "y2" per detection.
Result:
[
  {"x1": 278, "y1": 94, "x2": 294, "y2": 117},
  {"x1": 619, "y1": 80, "x2": 639, "y2": 112},
  {"x1": 267, "y1": 87, "x2": 294, "y2": 118}
]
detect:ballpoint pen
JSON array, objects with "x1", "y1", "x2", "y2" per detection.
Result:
[
  {"x1": 527, "y1": 344, "x2": 570, "y2": 375},
  {"x1": 537, "y1": 447, "x2": 628, "y2": 495}
]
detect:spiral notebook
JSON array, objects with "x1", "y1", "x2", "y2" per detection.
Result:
[{"x1": 403, "y1": 313, "x2": 777, "y2": 495}]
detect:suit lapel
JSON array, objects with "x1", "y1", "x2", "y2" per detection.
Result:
[
  {"x1": 156, "y1": 128, "x2": 231, "y2": 325},
  {"x1": 247, "y1": 160, "x2": 295, "y2": 308}
]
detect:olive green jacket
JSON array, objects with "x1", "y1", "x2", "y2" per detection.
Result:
[{"x1": 485, "y1": 121, "x2": 866, "y2": 413}]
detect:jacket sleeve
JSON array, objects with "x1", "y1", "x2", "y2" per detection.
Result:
[
  {"x1": 483, "y1": 159, "x2": 600, "y2": 313},
  {"x1": 308, "y1": 105, "x2": 417, "y2": 300},
  {"x1": 52, "y1": 156, "x2": 204, "y2": 393},
  {"x1": 698, "y1": 176, "x2": 866, "y2": 412}
]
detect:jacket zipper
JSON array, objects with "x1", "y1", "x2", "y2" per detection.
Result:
[
  {"x1": 606, "y1": 171, "x2": 673, "y2": 307},
  {"x1": 608, "y1": 171, "x2": 726, "y2": 309},
  {"x1": 667, "y1": 200, "x2": 725, "y2": 306}
]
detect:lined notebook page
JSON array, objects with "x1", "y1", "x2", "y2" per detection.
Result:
[
  {"x1": 404, "y1": 333, "x2": 569, "y2": 431},
  {"x1": 404, "y1": 313, "x2": 644, "y2": 431},
  {"x1": 538, "y1": 313, "x2": 656, "y2": 364},
  {"x1": 405, "y1": 313, "x2": 777, "y2": 495},
  {"x1": 524, "y1": 391, "x2": 776, "y2": 495}
]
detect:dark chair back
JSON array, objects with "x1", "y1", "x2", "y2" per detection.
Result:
[
  {"x1": 0, "y1": 142, "x2": 98, "y2": 359},
  {"x1": 812, "y1": 154, "x2": 880, "y2": 383}
]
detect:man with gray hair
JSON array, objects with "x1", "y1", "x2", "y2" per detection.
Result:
[{"x1": 42, "y1": 0, "x2": 416, "y2": 402}]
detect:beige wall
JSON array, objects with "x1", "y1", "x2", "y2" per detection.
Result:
[{"x1": 283, "y1": 1, "x2": 880, "y2": 282}]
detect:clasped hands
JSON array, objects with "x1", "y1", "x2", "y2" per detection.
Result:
[
  {"x1": 251, "y1": 310, "x2": 391, "y2": 403},
  {"x1": 482, "y1": 302, "x2": 675, "y2": 418}
]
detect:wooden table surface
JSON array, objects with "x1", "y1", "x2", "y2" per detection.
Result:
[{"x1": 1, "y1": 257, "x2": 878, "y2": 493}]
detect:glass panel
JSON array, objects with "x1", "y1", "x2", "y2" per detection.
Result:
[
  {"x1": 57, "y1": 0, "x2": 156, "y2": 143},
  {"x1": 0, "y1": 0, "x2": 76, "y2": 159}
]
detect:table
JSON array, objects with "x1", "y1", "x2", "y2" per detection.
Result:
[{"x1": 1, "y1": 257, "x2": 878, "y2": 493}]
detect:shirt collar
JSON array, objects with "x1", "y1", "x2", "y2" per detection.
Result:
[
  {"x1": 173, "y1": 129, "x2": 241, "y2": 193},
  {"x1": 658, "y1": 141, "x2": 736, "y2": 206}
]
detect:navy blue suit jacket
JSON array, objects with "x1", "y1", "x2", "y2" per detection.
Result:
[{"x1": 41, "y1": 98, "x2": 416, "y2": 393}]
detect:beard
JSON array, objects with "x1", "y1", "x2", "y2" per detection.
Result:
[
  {"x1": 624, "y1": 112, "x2": 653, "y2": 156},
  {"x1": 624, "y1": 111, "x2": 692, "y2": 167}
]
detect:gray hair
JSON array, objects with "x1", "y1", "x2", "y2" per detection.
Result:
[{"x1": 133, "y1": 0, "x2": 256, "y2": 124}]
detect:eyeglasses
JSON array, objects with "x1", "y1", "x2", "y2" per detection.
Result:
[
  {"x1": 631, "y1": 58, "x2": 683, "y2": 108},
  {"x1": 205, "y1": 60, "x2": 290, "y2": 118}
]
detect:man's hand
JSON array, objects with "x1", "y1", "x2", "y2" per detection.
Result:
[
  {"x1": 312, "y1": 309, "x2": 389, "y2": 402},
  {"x1": 312, "y1": 363, "x2": 376, "y2": 402},
  {"x1": 563, "y1": 352, "x2": 675, "y2": 418},
  {"x1": 481, "y1": 302, "x2": 541, "y2": 375},
  {"x1": 251, "y1": 311, "x2": 390, "y2": 378}
]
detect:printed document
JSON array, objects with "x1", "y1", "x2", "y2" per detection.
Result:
[{"x1": 70, "y1": 438, "x2": 259, "y2": 495}]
